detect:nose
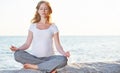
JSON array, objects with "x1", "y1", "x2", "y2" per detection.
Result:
[{"x1": 42, "y1": 9, "x2": 45, "y2": 12}]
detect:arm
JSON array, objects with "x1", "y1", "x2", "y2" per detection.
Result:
[
  {"x1": 18, "y1": 31, "x2": 33, "y2": 50},
  {"x1": 10, "y1": 31, "x2": 33, "y2": 51},
  {"x1": 53, "y1": 32, "x2": 70, "y2": 57}
]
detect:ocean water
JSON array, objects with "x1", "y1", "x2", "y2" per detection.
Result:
[{"x1": 0, "y1": 36, "x2": 120, "y2": 70}]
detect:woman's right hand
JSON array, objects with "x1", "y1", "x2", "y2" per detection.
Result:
[{"x1": 10, "y1": 45, "x2": 18, "y2": 52}]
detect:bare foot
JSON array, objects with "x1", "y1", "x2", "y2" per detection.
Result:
[
  {"x1": 24, "y1": 64, "x2": 38, "y2": 70},
  {"x1": 51, "y1": 70, "x2": 57, "y2": 73}
]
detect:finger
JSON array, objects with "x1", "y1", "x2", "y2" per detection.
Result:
[
  {"x1": 10, "y1": 48, "x2": 12, "y2": 50},
  {"x1": 12, "y1": 46, "x2": 15, "y2": 48}
]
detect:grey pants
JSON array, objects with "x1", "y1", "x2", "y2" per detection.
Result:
[{"x1": 14, "y1": 50, "x2": 68, "y2": 73}]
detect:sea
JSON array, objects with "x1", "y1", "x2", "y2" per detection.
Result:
[{"x1": 0, "y1": 36, "x2": 120, "y2": 70}]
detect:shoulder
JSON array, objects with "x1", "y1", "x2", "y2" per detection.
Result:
[
  {"x1": 51, "y1": 23, "x2": 58, "y2": 28},
  {"x1": 29, "y1": 23, "x2": 36, "y2": 31},
  {"x1": 50, "y1": 23, "x2": 59, "y2": 33}
]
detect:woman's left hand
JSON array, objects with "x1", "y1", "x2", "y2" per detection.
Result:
[{"x1": 64, "y1": 51, "x2": 70, "y2": 58}]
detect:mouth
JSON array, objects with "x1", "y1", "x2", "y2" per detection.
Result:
[
  {"x1": 42, "y1": 12, "x2": 45, "y2": 14},
  {"x1": 42, "y1": 13, "x2": 45, "y2": 15}
]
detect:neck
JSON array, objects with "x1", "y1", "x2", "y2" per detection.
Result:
[{"x1": 40, "y1": 17, "x2": 49, "y2": 24}]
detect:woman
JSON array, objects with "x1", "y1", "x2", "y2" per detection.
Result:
[{"x1": 10, "y1": 0, "x2": 70, "y2": 73}]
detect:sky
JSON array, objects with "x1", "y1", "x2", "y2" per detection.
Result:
[{"x1": 0, "y1": 0, "x2": 120, "y2": 36}]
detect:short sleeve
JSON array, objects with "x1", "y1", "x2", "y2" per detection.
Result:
[
  {"x1": 52, "y1": 24, "x2": 59, "y2": 34},
  {"x1": 29, "y1": 24, "x2": 34, "y2": 32}
]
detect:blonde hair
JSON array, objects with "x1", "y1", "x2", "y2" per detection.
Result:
[{"x1": 31, "y1": 0, "x2": 52, "y2": 23}]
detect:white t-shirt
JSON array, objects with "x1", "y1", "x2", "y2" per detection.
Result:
[{"x1": 28, "y1": 23, "x2": 59, "y2": 57}]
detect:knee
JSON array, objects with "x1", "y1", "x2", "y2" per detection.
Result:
[
  {"x1": 14, "y1": 50, "x2": 24, "y2": 57},
  {"x1": 14, "y1": 50, "x2": 24, "y2": 62},
  {"x1": 61, "y1": 56, "x2": 68, "y2": 62},
  {"x1": 57, "y1": 56, "x2": 68, "y2": 65}
]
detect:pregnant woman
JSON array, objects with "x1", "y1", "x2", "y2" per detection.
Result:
[{"x1": 10, "y1": 0, "x2": 70, "y2": 73}]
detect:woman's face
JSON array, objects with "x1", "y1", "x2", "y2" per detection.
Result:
[{"x1": 38, "y1": 3, "x2": 50, "y2": 18}]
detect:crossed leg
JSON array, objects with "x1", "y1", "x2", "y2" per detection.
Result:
[{"x1": 14, "y1": 50, "x2": 67, "y2": 73}]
